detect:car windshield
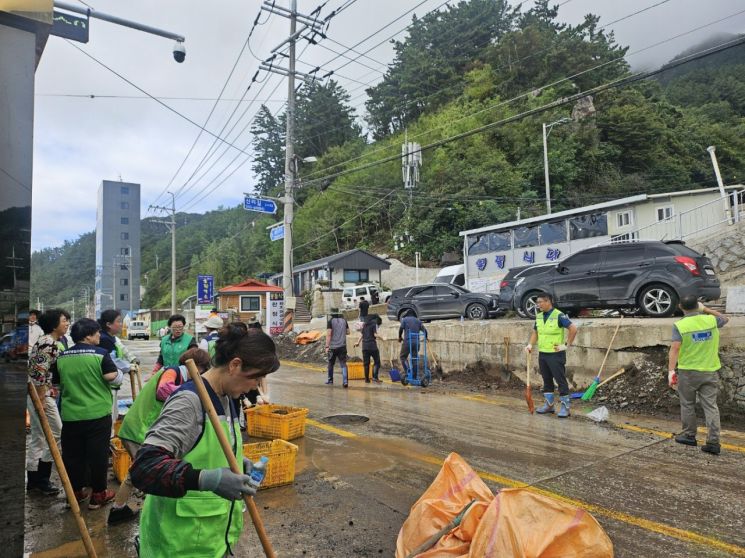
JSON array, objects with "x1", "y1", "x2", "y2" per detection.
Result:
[{"x1": 433, "y1": 275, "x2": 452, "y2": 284}]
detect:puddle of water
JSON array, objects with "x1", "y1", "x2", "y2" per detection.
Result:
[
  {"x1": 27, "y1": 538, "x2": 107, "y2": 558},
  {"x1": 323, "y1": 414, "x2": 370, "y2": 425}
]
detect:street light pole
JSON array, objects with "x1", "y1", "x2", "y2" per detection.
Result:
[{"x1": 542, "y1": 117, "x2": 572, "y2": 215}]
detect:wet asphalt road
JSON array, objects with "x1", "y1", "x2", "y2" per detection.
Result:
[{"x1": 24, "y1": 339, "x2": 745, "y2": 557}]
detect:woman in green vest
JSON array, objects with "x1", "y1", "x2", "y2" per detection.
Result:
[
  {"x1": 57, "y1": 318, "x2": 123, "y2": 508},
  {"x1": 109, "y1": 347, "x2": 211, "y2": 524},
  {"x1": 154, "y1": 314, "x2": 197, "y2": 371},
  {"x1": 131, "y1": 324, "x2": 280, "y2": 558}
]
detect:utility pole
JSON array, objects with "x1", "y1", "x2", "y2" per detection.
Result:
[
  {"x1": 150, "y1": 192, "x2": 177, "y2": 314},
  {"x1": 260, "y1": 0, "x2": 326, "y2": 302},
  {"x1": 542, "y1": 117, "x2": 572, "y2": 215}
]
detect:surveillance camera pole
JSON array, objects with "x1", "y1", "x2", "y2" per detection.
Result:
[
  {"x1": 150, "y1": 192, "x2": 177, "y2": 315},
  {"x1": 542, "y1": 117, "x2": 572, "y2": 215},
  {"x1": 53, "y1": 1, "x2": 185, "y2": 43}
]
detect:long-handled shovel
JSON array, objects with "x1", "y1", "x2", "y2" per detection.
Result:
[
  {"x1": 582, "y1": 316, "x2": 624, "y2": 401},
  {"x1": 28, "y1": 384, "x2": 97, "y2": 558},
  {"x1": 184, "y1": 359, "x2": 276, "y2": 558},
  {"x1": 129, "y1": 366, "x2": 138, "y2": 400},
  {"x1": 134, "y1": 363, "x2": 143, "y2": 392},
  {"x1": 525, "y1": 351, "x2": 535, "y2": 414}
]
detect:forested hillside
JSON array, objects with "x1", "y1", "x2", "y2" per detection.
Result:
[{"x1": 31, "y1": 0, "x2": 745, "y2": 309}]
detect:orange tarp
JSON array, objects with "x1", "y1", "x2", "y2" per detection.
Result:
[
  {"x1": 397, "y1": 453, "x2": 613, "y2": 558},
  {"x1": 295, "y1": 331, "x2": 322, "y2": 345}
]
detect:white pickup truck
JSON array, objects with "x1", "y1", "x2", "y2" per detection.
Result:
[
  {"x1": 342, "y1": 284, "x2": 392, "y2": 309},
  {"x1": 127, "y1": 320, "x2": 150, "y2": 340}
]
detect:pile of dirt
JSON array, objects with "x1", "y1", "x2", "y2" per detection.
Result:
[
  {"x1": 274, "y1": 332, "x2": 327, "y2": 365},
  {"x1": 591, "y1": 354, "x2": 679, "y2": 415},
  {"x1": 436, "y1": 361, "x2": 525, "y2": 393}
]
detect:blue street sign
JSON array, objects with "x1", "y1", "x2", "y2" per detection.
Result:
[
  {"x1": 197, "y1": 275, "x2": 214, "y2": 304},
  {"x1": 270, "y1": 224, "x2": 285, "y2": 242},
  {"x1": 243, "y1": 196, "x2": 277, "y2": 214},
  {"x1": 51, "y1": 10, "x2": 90, "y2": 43}
]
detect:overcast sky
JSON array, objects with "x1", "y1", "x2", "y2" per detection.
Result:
[{"x1": 31, "y1": 0, "x2": 745, "y2": 250}]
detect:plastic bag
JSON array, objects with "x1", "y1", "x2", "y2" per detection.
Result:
[{"x1": 586, "y1": 406, "x2": 610, "y2": 423}]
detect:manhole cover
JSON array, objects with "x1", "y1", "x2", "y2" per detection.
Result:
[{"x1": 323, "y1": 414, "x2": 369, "y2": 425}]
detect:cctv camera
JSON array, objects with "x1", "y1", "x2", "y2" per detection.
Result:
[{"x1": 173, "y1": 41, "x2": 186, "y2": 63}]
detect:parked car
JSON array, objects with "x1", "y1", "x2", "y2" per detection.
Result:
[
  {"x1": 1, "y1": 326, "x2": 29, "y2": 361},
  {"x1": 512, "y1": 241, "x2": 720, "y2": 318},
  {"x1": 127, "y1": 320, "x2": 150, "y2": 340},
  {"x1": 497, "y1": 264, "x2": 555, "y2": 317},
  {"x1": 342, "y1": 284, "x2": 392, "y2": 309},
  {"x1": 387, "y1": 283, "x2": 500, "y2": 322}
]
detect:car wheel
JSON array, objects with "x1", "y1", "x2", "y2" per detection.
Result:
[
  {"x1": 639, "y1": 285, "x2": 678, "y2": 317},
  {"x1": 521, "y1": 293, "x2": 540, "y2": 319},
  {"x1": 466, "y1": 303, "x2": 488, "y2": 320}
]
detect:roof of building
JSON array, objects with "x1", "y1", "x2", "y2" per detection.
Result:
[
  {"x1": 460, "y1": 185, "x2": 743, "y2": 237},
  {"x1": 218, "y1": 278, "x2": 283, "y2": 294},
  {"x1": 292, "y1": 248, "x2": 391, "y2": 273}
]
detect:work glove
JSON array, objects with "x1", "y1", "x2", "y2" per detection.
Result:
[
  {"x1": 555, "y1": 344, "x2": 568, "y2": 352},
  {"x1": 524, "y1": 344, "x2": 532, "y2": 354},
  {"x1": 668, "y1": 370, "x2": 678, "y2": 388},
  {"x1": 198, "y1": 466, "x2": 256, "y2": 501}
]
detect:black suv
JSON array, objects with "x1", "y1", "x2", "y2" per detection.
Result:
[
  {"x1": 511, "y1": 241, "x2": 720, "y2": 318},
  {"x1": 498, "y1": 264, "x2": 555, "y2": 317},
  {"x1": 387, "y1": 284, "x2": 500, "y2": 322}
]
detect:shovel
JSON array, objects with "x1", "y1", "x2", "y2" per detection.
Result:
[
  {"x1": 582, "y1": 316, "x2": 623, "y2": 401},
  {"x1": 525, "y1": 351, "x2": 535, "y2": 414}
]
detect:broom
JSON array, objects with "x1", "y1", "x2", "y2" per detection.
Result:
[
  {"x1": 525, "y1": 351, "x2": 535, "y2": 414},
  {"x1": 581, "y1": 316, "x2": 623, "y2": 401}
]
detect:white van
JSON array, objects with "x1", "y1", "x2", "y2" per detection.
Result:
[
  {"x1": 433, "y1": 264, "x2": 465, "y2": 287},
  {"x1": 342, "y1": 284, "x2": 392, "y2": 309}
]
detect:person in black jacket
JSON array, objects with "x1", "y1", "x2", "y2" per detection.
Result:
[{"x1": 354, "y1": 314, "x2": 383, "y2": 383}]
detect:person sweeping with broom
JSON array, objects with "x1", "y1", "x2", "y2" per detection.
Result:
[
  {"x1": 130, "y1": 324, "x2": 280, "y2": 557},
  {"x1": 524, "y1": 293, "x2": 578, "y2": 418}
]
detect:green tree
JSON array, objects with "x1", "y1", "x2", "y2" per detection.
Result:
[{"x1": 250, "y1": 105, "x2": 285, "y2": 196}]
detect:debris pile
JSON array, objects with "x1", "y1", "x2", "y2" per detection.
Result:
[
  {"x1": 273, "y1": 332, "x2": 327, "y2": 365},
  {"x1": 593, "y1": 356, "x2": 679, "y2": 415}
]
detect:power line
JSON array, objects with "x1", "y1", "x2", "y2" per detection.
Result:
[
  {"x1": 0, "y1": 165, "x2": 32, "y2": 193},
  {"x1": 35, "y1": 93, "x2": 288, "y2": 101},
  {"x1": 298, "y1": 33, "x2": 745, "y2": 190}
]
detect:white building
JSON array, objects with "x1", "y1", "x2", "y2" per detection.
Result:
[{"x1": 459, "y1": 186, "x2": 744, "y2": 293}]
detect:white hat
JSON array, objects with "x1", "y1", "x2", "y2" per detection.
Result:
[{"x1": 204, "y1": 316, "x2": 224, "y2": 329}]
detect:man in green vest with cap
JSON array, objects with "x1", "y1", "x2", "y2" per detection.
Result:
[
  {"x1": 668, "y1": 295, "x2": 729, "y2": 455},
  {"x1": 153, "y1": 314, "x2": 197, "y2": 373},
  {"x1": 525, "y1": 292, "x2": 578, "y2": 418}
]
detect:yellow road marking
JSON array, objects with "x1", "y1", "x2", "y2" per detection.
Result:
[
  {"x1": 617, "y1": 423, "x2": 745, "y2": 454},
  {"x1": 306, "y1": 419, "x2": 745, "y2": 556}
]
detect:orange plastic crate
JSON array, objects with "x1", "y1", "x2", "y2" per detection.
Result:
[
  {"x1": 346, "y1": 361, "x2": 366, "y2": 380},
  {"x1": 110, "y1": 437, "x2": 131, "y2": 483},
  {"x1": 245, "y1": 404, "x2": 308, "y2": 440},
  {"x1": 243, "y1": 439, "x2": 298, "y2": 489}
]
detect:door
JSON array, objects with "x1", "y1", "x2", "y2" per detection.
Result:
[
  {"x1": 552, "y1": 249, "x2": 602, "y2": 306},
  {"x1": 433, "y1": 285, "x2": 462, "y2": 316},
  {"x1": 409, "y1": 286, "x2": 438, "y2": 317},
  {"x1": 593, "y1": 245, "x2": 647, "y2": 303}
]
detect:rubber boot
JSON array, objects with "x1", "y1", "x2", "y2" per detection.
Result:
[
  {"x1": 36, "y1": 460, "x2": 60, "y2": 495},
  {"x1": 557, "y1": 395, "x2": 571, "y2": 418},
  {"x1": 26, "y1": 469, "x2": 39, "y2": 492},
  {"x1": 536, "y1": 393, "x2": 555, "y2": 414}
]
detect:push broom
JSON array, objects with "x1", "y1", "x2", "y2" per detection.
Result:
[{"x1": 581, "y1": 316, "x2": 623, "y2": 401}]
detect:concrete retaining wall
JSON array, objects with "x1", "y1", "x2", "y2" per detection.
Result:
[{"x1": 344, "y1": 316, "x2": 745, "y2": 409}]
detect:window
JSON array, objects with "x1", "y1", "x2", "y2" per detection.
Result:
[
  {"x1": 569, "y1": 213, "x2": 608, "y2": 240},
  {"x1": 120, "y1": 264, "x2": 128, "y2": 270},
  {"x1": 121, "y1": 202, "x2": 129, "y2": 210},
  {"x1": 121, "y1": 186, "x2": 129, "y2": 195},
  {"x1": 343, "y1": 269, "x2": 369, "y2": 283},
  {"x1": 434, "y1": 286, "x2": 456, "y2": 296},
  {"x1": 562, "y1": 250, "x2": 601, "y2": 272},
  {"x1": 121, "y1": 217, "x2": 129, "y2": 225},
  {"x1": 612, "y1": 232, "x2": 638, "y2": 242},
  {"x1": 121, "y1": 232, "x2": 129, "y2": 240},
  {"x1": 453, "y1": 273, "x2": 465, "y2": 287},
  {"x1": 240, "y1": 296, "x2": 261, "y2": 312},
  {"x1": 119, "y1": 294, "x2": 127, "y2": 301},
  {"x1": 656, "y1": 206, "x2": 674, "y2": 222},
  {"x1": 467, "y1": 234, "x2": 490, "y2": 255},
  {"x1": 602, "y1": 246, "x2": 645, "y2": 266},
  {"x1": 488, "y1": 232, "x2": 511, "y2": 251},
  {"x1": 355, "y1": 287, "x2": 367, "y2": 296},
  {"x1": 120, "y1": 278, "x2": 128, "y2": 286},
  {"x1": 513, "y1": 225, "x2": 539, "y2": 248},
  {"x1": 539, "y1": 221, "x2": 567, "y2": 244},
  {"x1": 615, "y1": 210, "x2": 633, "y2": 228},
  {"x1": 121, "y1": 247, "x2": 129, "y2": 255},
  {"x1": 412, "y1": 286, "x2": 435, "y2": 299}
]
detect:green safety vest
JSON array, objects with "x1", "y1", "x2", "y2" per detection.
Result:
[
  {"x1": 205, "y1": 333, "x2": 219, "y2": 360},
  {"x1": 57, "y1": 346, "x2": 113, "y2": 421},
  {"x1": 139, "y1": 390, "x2": 244, "y2": 558},
  {"x1": 675, "y1": 314, "x2": 720, "y2": 372},
  {"x1": 535, "y1": 309, "x2": 566, "y2": 354},
  {"x1": 160, "y1": 333, "x2": 194, "y2": 368},
  {"x1": 118, "y1": 366, "x2": 183, "y2": 445}
]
